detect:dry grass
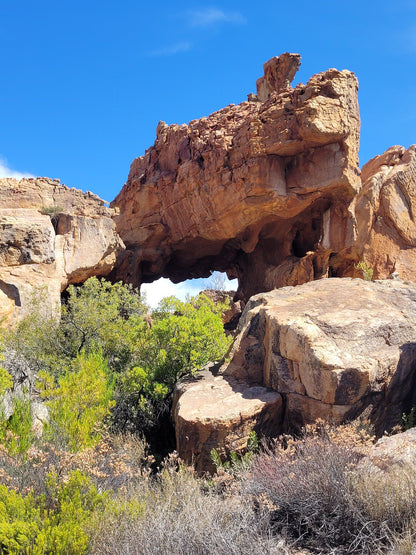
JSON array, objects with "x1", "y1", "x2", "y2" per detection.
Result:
[
  {"x1": 0, "y1": 433, "x2": 152, "y2": 495},
  {"x1": 244, "y1": 420, "x2": 416, "y2": 553},
  {"x1": 88, "y1": 455, "x2": 290, "y2": 555},
  {"x1": 3, "y1": 421, "x2": 416, "y2": 554}
]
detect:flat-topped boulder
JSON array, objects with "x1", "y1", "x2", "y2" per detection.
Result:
[
  {"x1": 173, "y1": 367, "x2": 282, "y2": 472},
  {"x1": 173, "y1": 278, "x2": 416, "y2": 470}
]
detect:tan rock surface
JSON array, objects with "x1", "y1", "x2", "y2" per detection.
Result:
[
  {"x1": 222, "y1": 278, "x2": 416, "y2": 434},
  {"x1": 111, "y1": 53, "x2": 360, "y2": 301},
  {"x1": 347, "y1": 144, "x2": 416, "y2": 281},
  {"x1": 363, "y1": 428, "x2": 416, "y2": 469},
  {"x1": 0, "y1": 177, "x2": 124, "y2": 325},
  {"x1": 172, "y1": 366, "x2": 282, "y2": 472},
  {"x1": 173, "y1": 278, "x2": 416, "y2": 471}
]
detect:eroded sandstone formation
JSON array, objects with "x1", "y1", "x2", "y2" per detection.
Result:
[
  {"x1": 111, "y1": 53, "x2": 361, "y2": 301},
  {"x1": 350, "y1": 144, "x2": 416, "y2": 280},
  {"x1": 0, "y1": 177, "x2": 124, "y2": 325},
  {"x1": 173, "y1": 278, "x2": 416, "y2": 470}
]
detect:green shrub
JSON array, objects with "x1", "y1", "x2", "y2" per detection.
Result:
[
  {"x1": 355, "y1": 260, "x2": 374, "y2": 281},
  {"x1": 40, "y1": 206, "x2": 63, "y2": 218},
  {"x1": 39, "y1": 351, "x2": 115, "y2": 451},
  {"x1": 60, "y1": 278, "x2": 147, "y2": 372},
  {"x1": 113, "y1": 294, "x2": 232, "y2": 435},
  {"x1": 0, "y1": 470, "x2": 106, "y2": 554},
  {"x1": 0, "y1": 367, "x2": 13, "y2": 397},
  {"x1": 0, "y1": 397, "x2": 34, "y2": 456}
]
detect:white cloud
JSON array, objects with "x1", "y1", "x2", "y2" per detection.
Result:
[
  {"x1": 0, "y1": 158, "x2": 34, "y2": 179},
  {"x1": 149, "y1": 41, "x2": 192, "y2": 57},
  {"x1": 141, "y1": 273, "x2": 238, "y2": 309},
  {"x1": 188, "y1": 8, "x2": 246, "y2": 27}
]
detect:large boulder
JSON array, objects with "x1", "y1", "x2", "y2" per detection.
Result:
[
  {"x1": 173, "y1": 278, "x2": 416, "y2": 469},
  {"x1": 111, "y1": 53, "x2": 361, "y2": 301},
  {"x1": 0, "y1": 177, "x2": 124, "y2": 325}
]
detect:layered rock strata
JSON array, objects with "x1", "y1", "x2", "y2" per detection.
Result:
[
  {"x1": 0, "y1": 177, "x2": 124, "y2": 325},
  {"x1": 173, "y1": 278, "x2": 416, "y2": 470},
  {"x1": 111, "y1": 53, "x2": 361, "y2": 301}
]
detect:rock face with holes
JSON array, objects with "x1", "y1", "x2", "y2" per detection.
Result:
[
  {"x1": 0, "y1": 177, "x2": 124, "y2": 325},
  {"x1": 111, "y1": 53, "x2": 361, "y2": 301},
  {"x1": 173, "y1": 278, "x2": 416, "y2": 470}
]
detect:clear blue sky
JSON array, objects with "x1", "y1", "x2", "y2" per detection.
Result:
[{"x1": 1, "y1": 0, "x2": 415, "y2": 202}]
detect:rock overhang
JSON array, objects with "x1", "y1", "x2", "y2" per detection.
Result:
[{"x1": 110, "y1": 53, "x2": 361, "y2": 300}]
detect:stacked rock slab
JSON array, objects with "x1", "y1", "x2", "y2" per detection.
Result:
[
  {"x1": 111, "y1": 53, "x2": 361, "y2": 301},
  {"x1": 0, "y1": 177, "x2": 124, "y2": 325},
  {"x1": 173, "y1": 278, "x2": 416, "y2": 470}
]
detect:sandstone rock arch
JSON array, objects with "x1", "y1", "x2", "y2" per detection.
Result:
[{"x1": 110, "y1": 53, "x2": 361, "y2": 301}]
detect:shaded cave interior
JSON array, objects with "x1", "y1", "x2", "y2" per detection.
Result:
[{"x1": 132, "y1": 197, "x2": 352, "y2": 304}]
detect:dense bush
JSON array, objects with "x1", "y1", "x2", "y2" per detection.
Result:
[
  {"x1": 245, "y1": 421, "x2": 416, "y2": 553},
  {"x1": 38, "y1": 351, "x2": 115, "y2": 451},
  {"x1": 112, "y1": 294, "x2": 232, "y2": 436},
  {"x1": 87, "y1": 458, "x2": 287, "y2": 555},
  {"x1": 2, "y1": 278, "x2": 231, "y2": 447},
  {"x1": 0, "y1": 470, "x2": 106, "y2": 554}
]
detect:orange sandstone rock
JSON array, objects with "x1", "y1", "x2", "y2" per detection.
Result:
[{"x1": 111, "y1": 53, "x2": 361, "y2": 301}]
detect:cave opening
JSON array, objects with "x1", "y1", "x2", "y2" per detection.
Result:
[{"x1": 141, "y1": 272, "x2": 238, "y2": 309}]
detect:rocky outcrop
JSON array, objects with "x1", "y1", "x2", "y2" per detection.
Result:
[
  {"x1": 0, "y1": 177, "x2": 124, "y2": 325},
  {"x1": 348, "y1": 145, "x2": 416, "y2": 281},
  {"x1": 173, "y1": 278, "x2": 416, "y2": 469},
  {"x1": 362, "y1": 427, "x2": 416, "y2": 470},
  {"x1": 111, "y1": 53, "x2": 361, "y2": 301}
]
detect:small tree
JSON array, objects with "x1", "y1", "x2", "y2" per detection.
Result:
[{"x1": 38, "y1": 351, "x2": 115, "y2": 451}]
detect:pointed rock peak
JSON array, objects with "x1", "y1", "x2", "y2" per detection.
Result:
[{"x1": 256, "y1": 52, "x2": 301, "y2": 101}]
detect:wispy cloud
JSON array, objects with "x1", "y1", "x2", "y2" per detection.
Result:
[
  {"x1": 188, "y1": 8, "x2": 246, "y2": 27},
  {"x1": 0, "y1": 157, "x2": 34, "y2": 179},
  {"x1": 149, "y1": 41, "x2": 192, "y2": 57}
]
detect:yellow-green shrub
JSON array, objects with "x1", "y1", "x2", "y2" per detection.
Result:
[
  {"x1": 39, "y1": 351, "x2": 115, "y2": 452},
  {"x1": 0, "y1": 470, "x2": 106, "y2": 554}
]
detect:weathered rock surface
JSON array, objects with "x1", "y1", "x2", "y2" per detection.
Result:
[
  {"x1": 173, "y1": 366, "x2": 282, "y2": 472},
  {"x1": 0, "y1": 177, "x2": 124, "y2": 325},
  {"x1": 347, "y1": 145, "x2": 416, "y2": 281},
  {"x1": 362, "y1": 427, "x2": 416, "y2": 470},
  {"x1": 111, "y1": 53, "x2": 361, "y2": 301},
  {"x1": 173, "y1": 278, "x2": 416, "y2": 469}
]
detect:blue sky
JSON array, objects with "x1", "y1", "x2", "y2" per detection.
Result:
[{"x1": 1, "y1": 1, "x2": 415, "y2": 304}]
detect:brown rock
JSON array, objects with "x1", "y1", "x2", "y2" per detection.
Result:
[
  {"x1": 349, "y1": 145, "x2": 416, "y2": 281},
  {"x1": 220, "y1": 278, "x2": 416, "y2": 435},
  {"x1": 0, "y1": 177, "x2": 124, "y2": 325},
  {"x1": 172, "y1": 366, "x2": 282, "y2": 472},
  {"x1": 363, "y1": 428, "x2": 416, "y2": 470},
  {"x1": 111, "y1": 53, "x2": 360, "y2": 302},
  {"x1": 173, "y1": 278, "x2": 416, "y2": 471}
]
